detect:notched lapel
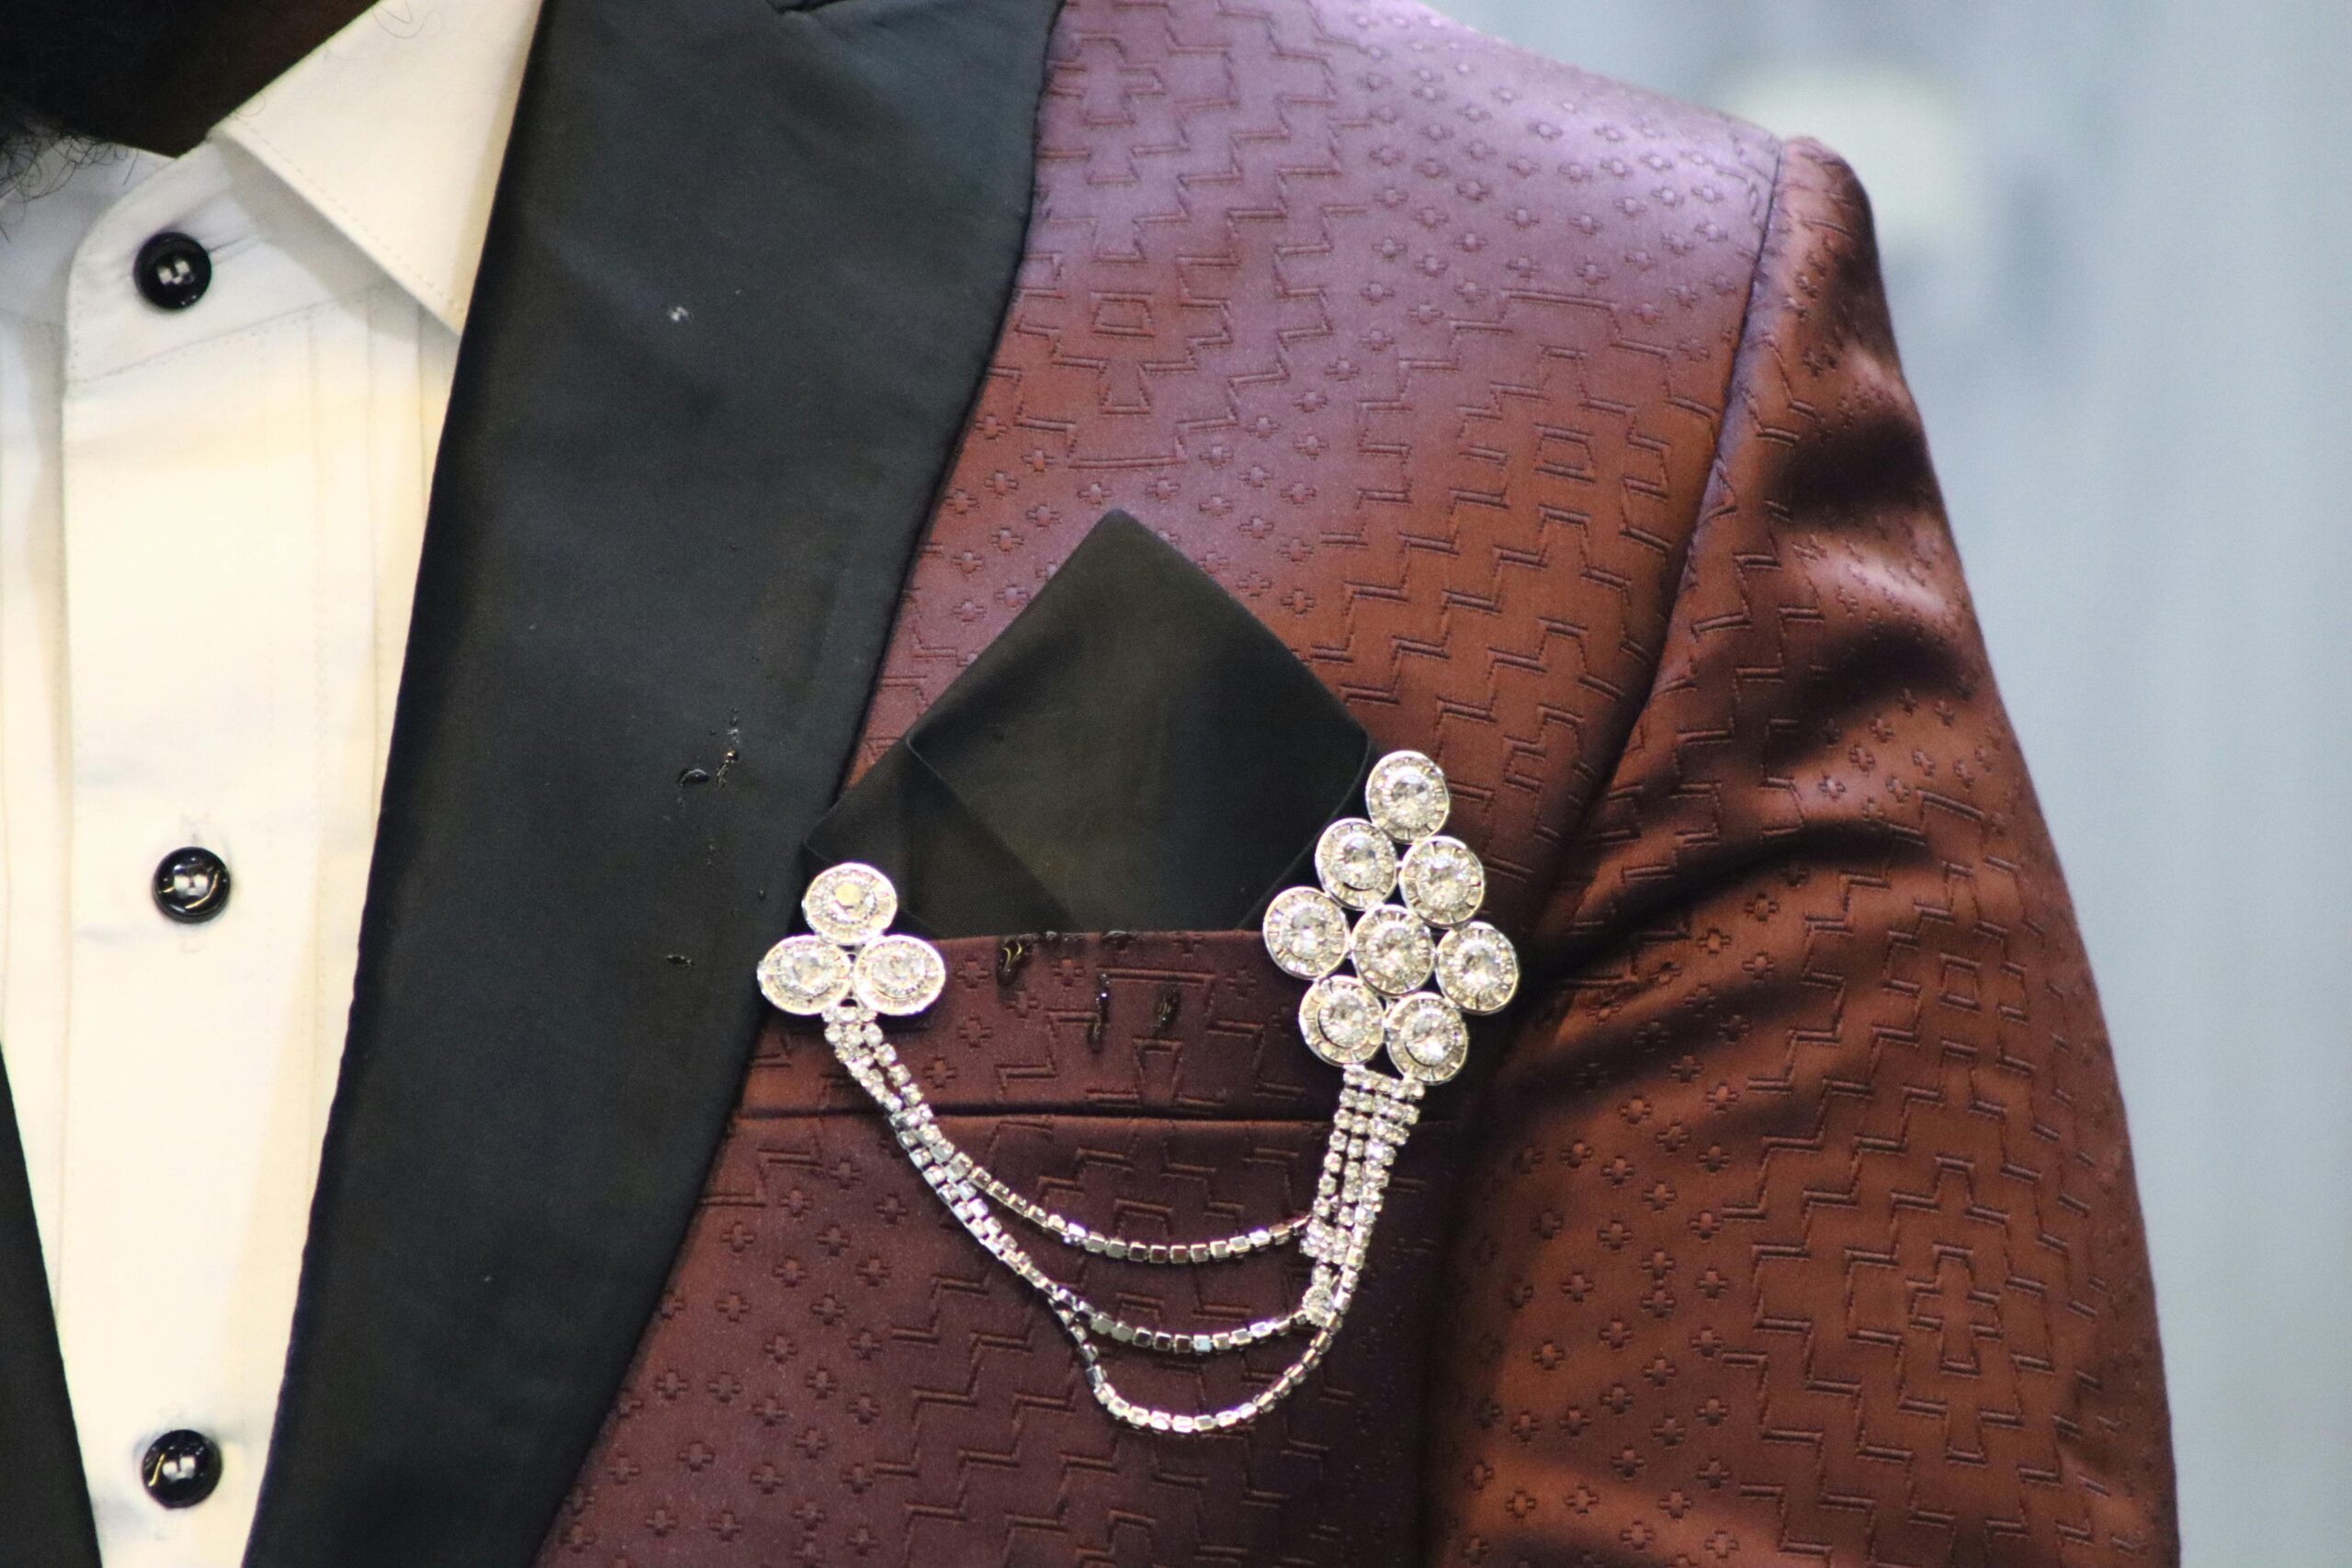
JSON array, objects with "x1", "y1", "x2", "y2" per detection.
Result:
[{"x1": 243, "y1": 2, "x2": 1067, "y2": 1563}]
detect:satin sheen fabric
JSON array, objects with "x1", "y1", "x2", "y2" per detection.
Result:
[
  {"x1": 536, "y1": 2, "x2": 2176, "y2": 1566},
  {"x1": 0, "y1": 0, "x2": 2172, "y2": 1562}
]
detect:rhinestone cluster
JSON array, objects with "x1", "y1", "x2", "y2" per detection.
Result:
[
  {"x1": 754, "y1": 750, "x2": 1520, "y2": 1435},
  {"x1": 1262, "y1": 750, "x2": 1520, "y2": 1085},
  {"x1": 757, "y1": 863, "x2": 947, "y2": 1018}
]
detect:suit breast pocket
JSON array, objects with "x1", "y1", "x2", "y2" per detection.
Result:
[{"x1": 558, "y1": 929, "x2": 1471, "y2": 1564}]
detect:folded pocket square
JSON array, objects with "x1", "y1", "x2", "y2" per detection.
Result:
[{"x1": 807, "y1": 511, "x2": 1370, "y2": 938}]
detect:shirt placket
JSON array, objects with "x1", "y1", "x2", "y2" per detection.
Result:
[{"x1": 53, "y1": 147, "x2": 326, "y2": 1564}]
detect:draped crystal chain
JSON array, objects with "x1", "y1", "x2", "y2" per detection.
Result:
[{"x1": 754, "y1": 750, "x2": 1518, "y2": 1432}]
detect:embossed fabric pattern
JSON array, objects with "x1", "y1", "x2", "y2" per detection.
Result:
[
  {"x1": 537, "y1": 1, "x2": 2173, "y2": 1563},
  {"x1": 1419, "y1": 143, "x2": 2175, "y2": 1566},
  {"x1": 539, "y1": 934, "x2": 1466, "y2": 1564}
]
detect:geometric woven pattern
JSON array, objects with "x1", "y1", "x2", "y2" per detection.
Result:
[
  {"x1": 537, "y1": 0, "x2": 2175, "y2": 1562},
  {"x1": 1419, "y1": 140, "x2": 2177, "y2": 1566},
  {"x1": 537, "y1": 932, "x2": 1468, "y2": 1565},
  {"x1": 851, "y1": 0, "x2": 1781, "y2": 912}
]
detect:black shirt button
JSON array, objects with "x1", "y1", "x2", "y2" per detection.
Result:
[
  {"x1": 141, "y1": 1428, "x2": 222, "y2": 1508},
  {"x1": 153, "y1": 846, "x2": 231, "y2": 923},
  {"x1": 134, "y1": 231, "x2": 211, "y2": 310}
]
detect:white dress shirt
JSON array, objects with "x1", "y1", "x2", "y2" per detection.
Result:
[{"x1": 0, "y1": 0, "x2": 540, "y2": 1560}]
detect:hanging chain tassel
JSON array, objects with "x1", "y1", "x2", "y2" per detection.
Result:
[{"x1": 755, "y1": 750, "x2": 1519, "y2": 1432}]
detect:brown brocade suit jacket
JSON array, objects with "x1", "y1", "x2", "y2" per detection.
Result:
[{"x1": 0, "y1": 0, "x2": 2175, "y2": 1564}]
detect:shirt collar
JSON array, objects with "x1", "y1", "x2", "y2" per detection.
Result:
[{"x1": 215, "y1": 0, "x2": 544, "y2": 333}]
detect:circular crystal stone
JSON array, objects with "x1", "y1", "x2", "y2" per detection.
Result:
[
  {"x1": 1299, "y1": 974, "x2": 1385, "y2": 1065},
  {"x1": 1385, "y1": 991, "x2": 1469, "y2": 1083},
  {"x1": 1262, "y1": 886, "x2": 1351, "y2": 980},
  {"x1": 802, "y1": 863, "x2": 898, "y2": 945},
  {"x1": 1351, "y1": 905, "x2": 1435, "y2": 995},
  {"x1": 757, "y1": 934, "x2": 853, "y2": 1015},
  {"x1": 1364, "y1": 750, "x2": 1449, "y2": 842},
  {"x1": 1398, "y1": 835, "x2": 1485, "y2": 927},
  {"x1": 1315, "y1": 818, "x2": 1398, "y2": 909},
  {"x1": 853, "y1": 933, "x2": 945, "y2": 1016},
  {"x1": 1435, "y1": 921, "x2": 1520, "y2": 1014}
]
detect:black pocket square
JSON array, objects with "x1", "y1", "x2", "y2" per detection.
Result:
[{"x1": 806, "y1": 512, "x2": 1369, "y2": 938}]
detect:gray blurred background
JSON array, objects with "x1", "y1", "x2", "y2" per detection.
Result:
[{"x1": 1421, "y1": 3, "x2": 2352, "y2": 1562}]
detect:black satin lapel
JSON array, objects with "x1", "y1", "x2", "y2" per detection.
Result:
[
  {"x1": 0, "y1": 1063, "x2": 99, "y2": 1567},
  {"x1": 244, "y1": 1, "x2": 1062, "y2": 1563}
]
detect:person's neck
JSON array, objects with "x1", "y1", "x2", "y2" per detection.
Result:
[{"x1": 5, "y1": 0, "x2": 379, "y2": 157}]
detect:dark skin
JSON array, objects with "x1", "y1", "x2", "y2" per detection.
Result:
[{"x1": 0, "y1": 0, "x2": 376, "y2": 165}]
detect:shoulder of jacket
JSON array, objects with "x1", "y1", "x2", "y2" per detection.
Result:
[{"x1": 1057, "y1": 0, "x2": 1786, "y2": 332}]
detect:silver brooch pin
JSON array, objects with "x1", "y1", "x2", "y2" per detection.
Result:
[{"x1": 756, "y1": 750, "x2": 1517, "y2": 1433}]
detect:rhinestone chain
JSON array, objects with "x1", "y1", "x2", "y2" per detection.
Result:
[
  {"x1": 823, "y1": 1006, "x2": 1423, "y2": 1428},
  {"x1": 761, "y1": 750, "x2": 1512, "y2": 1434}
]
